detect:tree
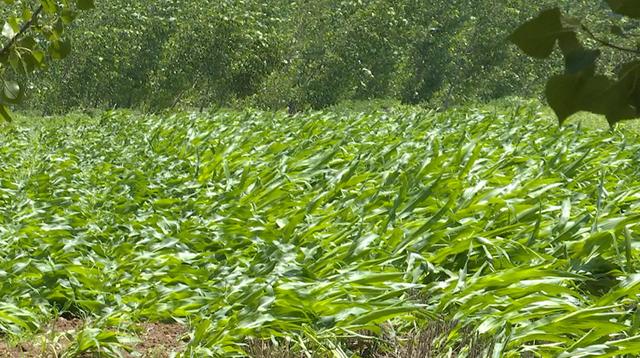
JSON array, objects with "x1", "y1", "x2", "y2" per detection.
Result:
[
  {"x1": 0, "y1": 0, "x2": 93, "y2": 121},
  {"x1": 510, "y1": 2, "x2": 640, "y2": 126}
]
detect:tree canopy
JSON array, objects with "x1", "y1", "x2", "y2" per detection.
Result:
[
  {"x1": 3, "y1": 1, "x2": 633, "y2": 117},
  {"x1": 0, "y1": 0, "x2": 93, "y2": 120},
  {"x1": 11, "y1": 0, "x2": 596, "y2": 113}
]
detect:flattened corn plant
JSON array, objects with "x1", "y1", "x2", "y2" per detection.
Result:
[{"x1": 1, "y1": 103, "x2": 640, "y2": 357}]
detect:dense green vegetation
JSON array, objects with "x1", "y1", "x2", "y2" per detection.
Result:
[
  {"x1": 3, "y1": 1, "x2": 640, "y2": 357},
  {"x1": 14, "y1": 0, "x2": 609, "y2": 113},
  {"x1": 0, "y1": 0, "x2": 93, "y2": 120},
  {"x1": 1, "y1": 103, "x2": 640, "y2": 356}
]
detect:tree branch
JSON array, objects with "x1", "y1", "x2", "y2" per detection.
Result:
[
  {"x1": 0, "y1": 5, "x2": 44, "y2": 57},
  {"x1": 581, "y1": 24, "x2": 640, "y2": 55}
]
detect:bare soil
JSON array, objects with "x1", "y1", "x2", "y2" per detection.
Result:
[
  {"x1": 127, "y1": 322, "x2": 188, "y2": 358},
  {"x1": 0, "y1": 319, "x2": 187, "y2": 357}
]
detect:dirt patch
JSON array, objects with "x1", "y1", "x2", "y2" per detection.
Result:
[
  {"x1": 50, "y1": 317, "x2": 84, "y2": 333},
  {"x1": 0, "y1": 317, "x2": 82, "y2": 357},
  {"x1": 0, "y1": 338, "x2": 53, "y2": 357},
  {"x1": 0, "y1": 342, "x2": 22, "y2": 358},
  {"x1": 128, "y1": 323, "x2": 188, "y2": 357},
  {"x1": 0, "y1": 319, "x2": 187, "y2": 357}
]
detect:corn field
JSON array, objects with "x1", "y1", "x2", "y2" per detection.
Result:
[{"x1": 2, "y1": 103, "x2": 640, "y2": 357}]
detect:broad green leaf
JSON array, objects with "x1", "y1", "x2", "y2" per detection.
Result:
[
  {"x1": 49, "y1": 39, "x2": 72, "y2": 59},
  {"x1": 2, "y1": 80, "x2": 21, "y2": 102},
  {"x1": 509, "y1": 8, "x2": 564, "y2": 59},
  {"x1": 545, "y1": 74, "x2": 618, "y2": 124},
  {"x1": 606, "y1": 0, "x2": 640, "y2": 18},
  {"x1": 76, "y1": 0, "x2": 95, "y2": 10}
]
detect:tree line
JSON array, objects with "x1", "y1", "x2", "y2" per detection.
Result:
[
  {"x1": 4, "y1": 1, "x2": 633, "y2": 115},
  {"x1": 18, "y1": 0, "x2": 598, "y2": 113}
]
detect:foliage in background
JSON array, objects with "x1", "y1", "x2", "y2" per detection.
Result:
[
  {"x1": 0, "y1": 0, "x2": 93, "y2": 120},
  {"x1": 33, "y1": 0, "x2": 174, "y2": 110},
  {"x1": 16, "y1": 0, "x2": 611, "y2": 113},
  {"x1": 510, "y1": 1, "x2": 640, "y2": 125},
  {"x1": 24, "y1": 0, "x2": 290, "y2": 112}
]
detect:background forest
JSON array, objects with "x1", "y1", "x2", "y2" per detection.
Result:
[{"x1": 17, "y1": 0, "x2": 621, "y2": 112}]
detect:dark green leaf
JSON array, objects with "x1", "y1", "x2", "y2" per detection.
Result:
[
  {"x1": 49, "y1": 39, "x2": 71, "y2": 59},
  {"x1": 509, "y1": 8, "x2": 564, "y2": 59},
  {"x1": 2, "y1": 80, "x2": 21, "y2": 102},
  {"x1": 564, "y1": 48, "x2": 600, "y2": 76},
  {"x1": 607, "y1": 0, "x2": 640, "y2": 19},
  {"x1": 76, "y1": 0, "x2": 95, "y2": 10},
  {"x1": 545, "y1": 74, "x2": 615, "y2": 123},
  {"x1": 0, "y1": 104, "x2": 12, "y2": 122}
]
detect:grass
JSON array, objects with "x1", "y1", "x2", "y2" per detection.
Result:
[{"x1": 1, "y1": 100, "x2": 640, "y2": 356}]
